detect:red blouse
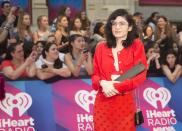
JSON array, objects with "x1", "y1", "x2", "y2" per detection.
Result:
[
  {"x1": 2, "y1": 60, "x2": 28, "y2": 77},
  {"x1": 92, "y1": 38, "x2": 147, "y2": 93}
]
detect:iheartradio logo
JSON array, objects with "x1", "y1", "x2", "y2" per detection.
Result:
[
  {"x1": 0, "y1": 92, "x2": 32, "y2": 117},
  {"x1": 143, "y1": 87, "x2": 171, "y2": 109},
  {"x1": 75, "y1": 90, "x2": 97, "y2": 113}
]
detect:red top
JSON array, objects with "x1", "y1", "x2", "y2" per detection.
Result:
[
  {"x1": 92, "y1": 38, "x2": 147, "y2": 93},
  {"x1": 92, "y1": 38, "x2": 147, "y2": 131},
  {"x1": 2, "y1": 60, "x2": 28, "y2": 77}
]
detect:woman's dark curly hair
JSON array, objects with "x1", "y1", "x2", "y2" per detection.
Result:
[
  {"x1": 42, "y1": 42, "x2": 63, "y2": 69},
  {"x1": 105, "y1": 9, "x2": 138, "y2": 48}
]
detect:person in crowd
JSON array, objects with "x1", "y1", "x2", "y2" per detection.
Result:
[
  {"x1": 51, "y1": 6, "x2": 71, "y2": 32},
  {"x1": 12, "y1": 11, "x2": 34, "y2": 57},
  {"x1": 0, "y1": 1, "x2": 18, "y2": 27},
  {"x1": 155, "y1": 15, "x2": 174, "y2": 63},
  {"x1": 0, "y1": 6, "x2": 16, "y2": 63},
  {"x1": 70, "y1": 17, "x2": 86, "y2": 36},
  {"x1": 133, "y1": 12, "x2": 144, "y2": 40},
  {"x1": 90, "y1": 22, "x2": 105, "y2": 55},
  {"x1": 12, "y1": 11, "x2": 33, "y2": 42},
  {"x1": 92, "y1": 9, "x2": 147, "y2": 131},
  {"x1": 36, "y1": 42, "x2": 71, "y2": 80},
  {"x1": 65, "y1": 34, "x2": 93, "y2": 77},
  {"x1": 0, "y1": 12, "x2": 15, "y2": 44},
  {"x1": 33, "y1": 15, "x2": 50, "y2": 43},
  {"x1": 54, "y1": 15, "x2": 69, "y2": 53},
  {"x1": 34, "y1": 40, "x2": 46, "y2": 59},
  {"x1": 145, "y1": 42, "x2": 162, "y2": 76},
  {"x1": 162, "y1": 49, "x2": 181, "y2": 83},
  {"x1": 143, "y1": 24, "x2": 155, "y2": 44},
  {"x1": 76, "y1": 10, "x2": 91, "y2": 31},
  {"x1": 171, "y1": 23, "x2": 179, "y2": 43},
  {"x1": 145, "y1": 12, "x2": 159, "y2": 33},
  {"x1": 1, "y1": 42, "x2": 36, "y2": 80}
]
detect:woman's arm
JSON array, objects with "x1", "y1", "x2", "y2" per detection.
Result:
[
  {"x1": 83, "y1": 52, "x2": 93, "y2": 75},
  {"x1": 64, "y1": 54, "x2": 81, "y2": 77},
  {"x1": 36, "y1": 68, "x2": 56, "y2": 80},
  {"x1": 2, "y1": 61, "x2": 29, "y2": 80},
  {"x1": 52, "y1": 67, "x2": 71, "y2": 77},
  {"x1": 0, "y1": 28, "x2": 8, "y2": 43},
  {"x1": 55, "y1": 31, "x2": 62, "y2": 47},
  {"x1": 155, "y1": 53, "x2": 161, "y2": 69},
  {"x1": 26, "y1": 63, "x2": 36, "y2": 78},
  {"x1": 91, "y1": 43, "x2": 103, "y2": 90},
  {"x1": 162, "y1": 64, "x2": 181, "y2": 83},
  {"x1": 33, "y1": 31, "x2": 39, "y2": 43}
]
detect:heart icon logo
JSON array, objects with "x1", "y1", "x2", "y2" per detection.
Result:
[
  {"x1": 0, "y1": 92, "x2": 32, "y2": 117},
  {"x1": 143, "y1": 87, "x2": 171, "y2": 109},
  {"x1": 75, "y1": 90, "x2": 97, "y2": 112}
]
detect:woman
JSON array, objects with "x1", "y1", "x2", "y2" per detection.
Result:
[
  {"x1": 77, "y1": 11, "x2": 90, "y2": 31},
  {"x1": 162, "y1": 49, "x2": 181, "y2": 84},
  {"x1": 90, "y1": 22, "x2": 105, "y2": 55},
  {"x1": 33, "y1": 15, "x2": 50, "y2": 43},
  {"x1": 155, "y1": 15, "x2": 174, "y2": 63},
  {"x1": 36, "y1": 42, "x2": 71, "y2": 80},
  {"x1": 65, "y1": 34, "x2": 93, "y2": 77},
  {"x1": 51, "y1": 6, "x2": 71, "y2": 32},
  {"x1": 92, "y1": 9, "x2": 147, "y2": 131},
  {"x1": 54, "y1": 15, "x2": 69, "y2": 53},
  {"x1": 12, "y1": 11, "x2": 34, "y2": 57},
  {"x1": 70, "y1": 17, "x2": 86, "y2": 36},
  {"x1": 13, "y1": 11, "x2": 33, "y2": 42},
  {"x1": 143, "y1": 25, "x2": 155, "y2": 44},
  {"x1": 145, "y1": 42, "x2": 162, "y2": 76},
  {"x1": 1, "y1": 42, "x2": 36, "y2": 80}
]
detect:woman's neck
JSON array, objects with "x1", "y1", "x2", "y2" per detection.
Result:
[
  {"x1": 72, "y1": 48, "x2": 81, "y2": 59},
  {"x1": 115, "y1": 38, "x2": 124, "y2": 51},
  {"x1": 45, "y1": 57, "x2": 55, "y2": 64},
  {"x1": 39, "y1": 27, "x2": 48, "y2": 32}
]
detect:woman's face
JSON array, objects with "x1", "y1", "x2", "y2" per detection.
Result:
[
  {"x1": 23, "y1": 14, "x2": 31, "y2": 26},
  {"x1": 146, "y1": 48, "x2": 155, "y2": 58},
  {"x1": 74, "y1": 18, "x2": 82, "y2": 29},
  {"x1": 58, "y1": 16, "x2": 68, "y2": 28},
  {"x1": 40, "y1": 16, "x2": 48, "y2": 28},
  {"x1": 111, "y1": 16, "x2": 131, "y2": 40},
  {"x1": 12, "y1": 44, "x2": 24, "y2": 61},
  {"x1": 166, "y1": 54, "x2": 176, "y2": 67},
  {"x1": 72, "y1": 36, "x2": 86, "y2": 50},
  {"x1": 46, "y1": 44, "x2": 59, "y2": 60},
  {"x1": 65, "y1": 7, "x2": 71, "y2": 17},
  {"x1": 36, "y1": 42, "x2": 44, "y2": 55},
  {"x1": 157, "y1": 18, "x2": 167, "y2": 29},
  {"x1": 81, "y1": 11, "x2": 86, "y2": 20},
  {"x1": 153, "y1": 44, "x2": 160, "y2": 53},
  {"x1": 99, "y1": 24, "x2": 105, "y2": 36},
  {"x1": 146, "y1": 26, "x2": 153, "y2": 37}
]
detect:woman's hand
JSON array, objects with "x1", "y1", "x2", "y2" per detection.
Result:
[
  {"x1": 100, "y1": 80, "x2": 119, "y2": 97},
  {"x1": 24, "y1": 51, "x2": 37, "y2": 66}
]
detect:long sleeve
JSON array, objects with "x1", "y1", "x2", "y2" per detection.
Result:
[
  {"x1": 91, "y1": 44, "x2": 102, "y2": 91},
  {"x1": 114, "y1": 39, "x2": 147, "y2": 93}
]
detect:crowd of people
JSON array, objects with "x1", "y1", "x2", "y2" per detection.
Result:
[{"x1": 0, "y1": 1, "x2": 182, "y2": 84}]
